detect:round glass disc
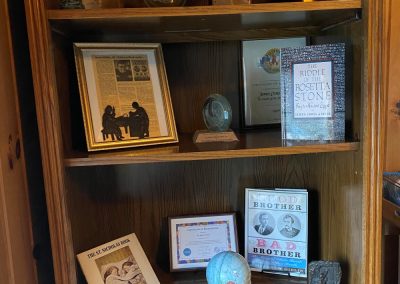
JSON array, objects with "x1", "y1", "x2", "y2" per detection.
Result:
[{"x1": 202, "y1": 94, "x2": 232, "y2": 132}]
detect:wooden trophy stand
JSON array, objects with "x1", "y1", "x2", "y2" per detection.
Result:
[{"x1": 193, "y1": 129, "x2": 239, "y2": 143}]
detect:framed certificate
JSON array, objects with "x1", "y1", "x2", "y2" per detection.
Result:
[
  {"x1": 169, "y1": 213, "x2": 238, "y2": 271},
  {"x1": 241, "y1": 38, "x2": 307, "y2": 128}
]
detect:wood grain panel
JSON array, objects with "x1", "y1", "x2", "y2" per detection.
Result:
[
  {"x1": 24, "y1": 0, "x2": 77, "y2": 283},
  {"x1": 123, "y1": 0, "x2": 209, "y2": 8},
  {"x1": 382, "y1": 233, "x2": 399, "y2": 284},
  {"x1": 0, "y1": 0, "x2": 37, "y2": 283},
  {"x1": 363, "y1": 0, "x2": 386, "y2": 282},
  {"x1": 66, "y1": 152, "x2": 362, "y2": 283},
  {"x1": 47, "y1": 8, "x2": 360, "y2": 42},
  {"x1": 154, "y1": 268, "x2": 308, "y2": 283},
  {"x1": 53, "y1": 32, "x2": 74, "y2": 153},
  {"x1": 52, "y1": 32, "x2": 88, "y2": 153},
  {"x1": 47, "y1": 1, "x2": 362, "y2": 19},
  {"x1": 383, "y1": 0, "x2": 400, "y2": 171},
  {"x1": 163, "y1": 41, "x2": 240, "y2": 132},
  {"x1": 45, "y1": 0, "x2": 60, "y2": 9},
  {"x1": 64, "y1": 132, "x2": 360, "y2": 166},
  {"x1": 382, "y1": 199, "x2": 400, "y2": 229},
  {"x1": 0, "y1": 164, "x2": 13, "y2": 283}
]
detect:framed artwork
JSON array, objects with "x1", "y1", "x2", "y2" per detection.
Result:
[
  {"x1": 74, "y1": 43, "x2": 178, "y2": 151},
  {"x1": 169, "y1": 213, "x2": 238, "y2": 271},
  {"x1": 77, "y1": 233, "x2": 159, "y2": 284},
  {"x1": 241, "y1": 38, "x2": 307, "y2": 128}
]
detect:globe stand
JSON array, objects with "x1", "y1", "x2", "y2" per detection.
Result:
[{"x1": 193, "y1": 129, "x2": 238, "y2": 143}]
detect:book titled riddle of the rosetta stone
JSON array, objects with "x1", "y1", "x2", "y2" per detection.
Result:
[{"x1": 280, "y1": 43, "x2": 346, "y2": 140}]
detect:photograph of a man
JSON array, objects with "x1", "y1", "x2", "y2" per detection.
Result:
[
  {"x1": 254, "y1": 212, "x2": 274, "y2": 236},
  {"x1": 114, "y1": 60, "x2": 133, "y2": 82},
  {"x1": 279, "y1": 214, "x2": 300, "y2": 238}
]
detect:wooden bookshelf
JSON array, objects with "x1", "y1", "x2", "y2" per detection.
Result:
[
  {"x1": 48, "y1": 1, "x2": 361, "y2": 42},
  {"x1": 24, "y1": 0, "x2": 385, "y2": 283},
  {"x1": 65, "y1": 131, "x2": 360, "y2": 166}
]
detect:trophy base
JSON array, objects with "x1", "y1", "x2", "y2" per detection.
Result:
[{"x1": 193, "y1": 129, "x2": 239, "y2": 143}]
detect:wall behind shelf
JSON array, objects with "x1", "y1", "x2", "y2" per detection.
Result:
[
  {"x1": 66, "y1": 151, "x2": 362, "y2": 283},
  {"x1": 51, "y1": 33, "x2": 360, "y2": 154}
]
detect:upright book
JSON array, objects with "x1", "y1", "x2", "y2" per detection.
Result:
[
  {"x1": 245, "y1": 188, "x2": 308, "y2": 278},
  {"x1": 77, "y1": 233, "x2": 159, "y2": 284},
  {"x1": 280, "y1": 43, "x2": 346, "y2": 140}
]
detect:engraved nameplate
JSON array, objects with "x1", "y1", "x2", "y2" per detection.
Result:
[{"x1": 193, "y1": 130, "x2": 239, "y2": 143}]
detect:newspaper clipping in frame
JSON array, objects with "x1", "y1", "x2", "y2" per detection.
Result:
[
  {"x1": 92, "y1": 55, "x2": 162, "y2": 141},
  {"x1": 245, "y1": 188, "x2": 308, "y2": 278}
]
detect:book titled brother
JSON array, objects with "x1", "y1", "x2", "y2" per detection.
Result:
[
  {"x1": 280, "y1": 43, "x2": 346, "y2": 140},
  {"x1": 245, "y1": 188, "x2": 308, "y2": 278}
]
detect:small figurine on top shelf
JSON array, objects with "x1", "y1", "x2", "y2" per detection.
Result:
[
  {"x1": 60, "y1": 0, "x2": 84, "y2": 8},
  {"x1": 144, "y1": 0, "x2": 186, "y2": 6}
]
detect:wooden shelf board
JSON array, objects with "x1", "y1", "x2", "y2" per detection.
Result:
[
  {"x1": 47, "y1": 1, "x2": 361, "y2": 41},
  {"x1": 64, "y1": 131, "x2": 360, "y2": 167},
  {"x1": 383, "y1": 198, "x2": 400, "y2": 229},
  {"x1": 48, "y1": 1, "x2": 361, "y2": 19},
  {"x1": 154, "y1": 268, "x2": 307, "y2": 283}
]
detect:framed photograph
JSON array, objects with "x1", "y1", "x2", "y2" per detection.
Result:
[
  {"x1": 241, "y1": 38, "x2": 307, "y2": 128},
  {"x1": 74, "y1": 43, "x2": 178, "y2": 151},
  {"x1": 245, "y1": 188, "x2": 308, "y2": 278},
  {"x1": 169, "y1": 213, "x2": 238, "y2": 271},
  {"x1": 77, "y1": 233, "x2": 160, "y2": 284}
]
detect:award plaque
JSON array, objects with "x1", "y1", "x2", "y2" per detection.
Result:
[
  {"x1": 242, "y1": 38, "x2": 306, "y2": 127},
  {"x1": 193, "y1": 94, "x2": 238, "y2": 143}
]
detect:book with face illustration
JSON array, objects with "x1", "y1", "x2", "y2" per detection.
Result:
[
  {"x1": 77, "y1": 233, "x2": 159, "y2": 284},
  {"x1": 245, "y1": 188, "x2": 308, "y2": 278}
]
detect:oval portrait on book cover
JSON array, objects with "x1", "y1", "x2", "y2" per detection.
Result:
[
  {"x1": 278, "y1": 213, "x2": 301, "y2": 238},
  {"x1": 253, "y1": 212, "x2": 275, "y2": 236}
]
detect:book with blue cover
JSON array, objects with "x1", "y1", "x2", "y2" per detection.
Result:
[
  {"x1": 245, "y1": 188, "x2": 308, "y2": 278},
  {"x1": 280, "y1": 43, "x2": 346, "y2": 140}
]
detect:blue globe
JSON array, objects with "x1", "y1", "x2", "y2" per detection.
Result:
[{"x1": 206, "y1": 251, "x2": 251, "y2": 284}]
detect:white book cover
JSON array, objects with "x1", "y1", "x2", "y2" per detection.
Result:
[
  {"x1": 77, "y1": 233, "x2": 160, "y2": 284},
  {"x1": 245, "y1": 188, "x2": 308, "y2": 278},
  {"x1": 242, "y1": 37, "x2": 306, "y2": 126}
]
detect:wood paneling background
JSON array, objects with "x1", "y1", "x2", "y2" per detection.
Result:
[
  {"x1": 67, "y1": 152, "x2": 362, "y2": 283},
  {"x1": 0, "y1": 0, "x2": 37, "y2": 283},
  {"x1": 384, "y1": 0, "x2": 400, "y2": 172}
]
